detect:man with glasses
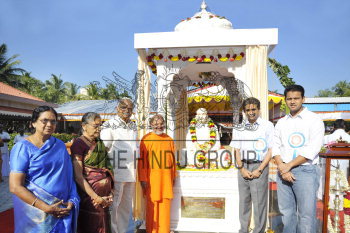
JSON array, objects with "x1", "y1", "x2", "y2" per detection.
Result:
[
  {"x1": 100, "y1": 98, "x2": 138, "y2": 233},
  {"x1": 230, "y1": 97, "x2": 274, "y2": 233}
]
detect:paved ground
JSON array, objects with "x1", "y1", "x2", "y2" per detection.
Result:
[{"x1": 0, "y1": 177, "x2": 13, "y2": 213}]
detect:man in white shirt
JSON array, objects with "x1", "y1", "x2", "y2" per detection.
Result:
[
  {"x1": 14, "y1": 128, "x2": 28, "y2": 144},
  {"x1": 324, "y1": 119, "x2": 350, "y2": 144},
  {"x1": 0, "y1": 124, "x2": 11, "y2": 177},
  {"x1": 100, "y1": 98, "x2": 138, "y2": 233},
  {"x1": 231, "y1": 97, "x2": 274, "y2": 233},
  {"x1": 324, "y1": 119, "x2": 350, "y2": 174},
  {"x1": 273, "y1": 85, "x2": 324, "y2": 233}
]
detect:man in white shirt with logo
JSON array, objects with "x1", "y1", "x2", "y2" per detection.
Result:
[
  {"x1": 101, "y1": 98, "x2": 138, "y2": 233},
  {"x1": 273, "y1": 85, "x2": 324, "y2": 233},
  {"x1": 231, "y1": 97, "x2": 274, "y2": 233}
]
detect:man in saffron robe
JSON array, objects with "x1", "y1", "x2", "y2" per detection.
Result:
[{"x1": 138, "y1": 114, "x2": 177, "y2": 233}]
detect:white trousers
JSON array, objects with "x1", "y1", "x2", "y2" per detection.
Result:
[{"x1": 111, "y1": 182, "x2": 135, "y2": 233}]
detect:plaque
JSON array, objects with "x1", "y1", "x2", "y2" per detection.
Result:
[{"x1": 181, "y1": 196, "x2": 225, "y2": 219}]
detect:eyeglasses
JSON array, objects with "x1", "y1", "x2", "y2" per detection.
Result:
[
  {"x1": 119, "y1": 106, "x2": 133, "y2": 111},
  {"x1": 39, "y1": 119, "x2": 57, "y2": 125}
]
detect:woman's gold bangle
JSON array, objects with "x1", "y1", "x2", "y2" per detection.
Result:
[{"x1": 31, "y1": 197, "x2": 38, "y2": 206}]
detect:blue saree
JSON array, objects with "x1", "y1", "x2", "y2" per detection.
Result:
[{"x1": 10, "y1": 136, "x2": 80, "y2": 233}]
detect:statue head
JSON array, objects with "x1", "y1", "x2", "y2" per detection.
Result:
[{"x1": 195, "y1": 108, "x2": 209, "y2": 124}]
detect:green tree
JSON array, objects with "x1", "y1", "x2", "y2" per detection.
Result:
[
  {"x1": 119, "y1": 89, "x2": 131, "y2": 98},
  {"x1": 64, "y1": 82, "x2": 80, "y2": 101},
  {"x1": 20, "y1": 72, "x2": 45, "y2": 99},
  {"x1": 106, "y1": 83, "x2": 120, "y2": 99},
  {"x1": 0, "y1": 43, "x2": 25, "y2": 86},
  {"x1": 44, "y1": 74, "x2": 66, "y2": 103},
  {"x1": 100, "y1": 83, "x2": 120, "y2": 100},
  {"x1": 317, "y1": 80, "x2": 350, "y2": 97},
  {"x1": 86, "y1": 82, "x2": 101, "y2": 100},
  {"x1": 268, "y1": 58, "x2": 295, "y2": 88}
]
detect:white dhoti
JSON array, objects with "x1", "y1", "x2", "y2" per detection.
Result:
[{"x1": 111, "y1": 182, "x2": 135, "y2": 233}]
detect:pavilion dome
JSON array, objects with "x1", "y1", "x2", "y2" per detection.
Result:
[{"x1": 174, "y1": 1, "x2": 233, "y2": 32}]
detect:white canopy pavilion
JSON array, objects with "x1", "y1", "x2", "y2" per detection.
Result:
[{"x1": 134, "y1": 2, "x2": 278, "y2": 232}]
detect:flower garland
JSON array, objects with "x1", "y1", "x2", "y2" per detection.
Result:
[
  {"x1": 191, "y1": 81, "x2": 214, "y2": 88},
  {"x1": 344, "y1": 192, "x2": 350, "y2": 232},
  {"x1": 146, "y1": 52, "x2": 245, "y2": 74},
  {"x1": 189, "y1": 118, "x2": 216, "y2": 162}
]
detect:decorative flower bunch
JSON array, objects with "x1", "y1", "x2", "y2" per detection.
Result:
[
  {"x1": 196, "y1": 151, "x2": 206, "y2": 162},
  {"x1": 344, "y1": 191, "x2": 350, "y2": 232},
  {"x1": 146, "y1": 52, "x2": 245, "y2": 74},
  {"x1": 192, "y1": 82, "x2": 214, "y2": 88}
]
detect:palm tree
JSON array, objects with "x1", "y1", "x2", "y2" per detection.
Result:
[
  {"x1": 108, "y1": 83, "x2": 120, "y2": 99},
  {"x1": 0, "y1": 43, "x2": 25, "y2": 86},
  {"x1": 44, "y1": 74, "x2": 66, "y2": 103},
  {"x1": 86, "y1": 82, "x2": 101, "y2": 100},
  {"x1": 317, "y1": 80, "x2": 350, "y2": 97},
  {"x1": 64, "y1": 82, "x2": 80, "y2": 101},
  {"x1": 268, "y1": 58, "x2": 295, "y2": 88},
  {"x1": 20, "y1": 72, "x2": 45, "y2": 99},
  {"x1": 333, "y1": 80, "x2": 350, "y2": 97}
]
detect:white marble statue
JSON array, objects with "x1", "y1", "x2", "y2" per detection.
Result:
[{"x1": 183, "y1": 108, "x2": 221, "y2": 166}]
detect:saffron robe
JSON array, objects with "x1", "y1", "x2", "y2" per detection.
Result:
[{"x1": 138, "y1": 132, "x2": 177, "y2": 233}]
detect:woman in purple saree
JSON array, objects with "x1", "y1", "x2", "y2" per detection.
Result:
[
  {"x1": 9, "y1": 106, "x2": 79, "y2": 233},
  {"x1": 70, "y1": 112, "x2": 114, "y2": 233}
]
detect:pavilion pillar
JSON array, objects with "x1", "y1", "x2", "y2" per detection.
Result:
[{"x1": 246, "y1": 45, "x2": 269, "y2": 120}]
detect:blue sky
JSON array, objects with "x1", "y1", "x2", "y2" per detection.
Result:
[{"x1": 1, "y1": 0, "x2": 349, "y2": 97}]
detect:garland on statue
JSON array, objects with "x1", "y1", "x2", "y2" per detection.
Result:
[{"x1": 189, "y1": 118, "x2": 216, "y2": 162}]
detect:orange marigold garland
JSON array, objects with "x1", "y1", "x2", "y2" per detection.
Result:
[
  {"x1": 189, "y1": 118, "x2": 216, "y2": 162},
  {"x1": 344, "y1": 191, "x2": 350, "y2": 232}
]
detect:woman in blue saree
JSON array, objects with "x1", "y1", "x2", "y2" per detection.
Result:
[{"x1": 9, "y1": 106, "x2": 80, "y2": 233}]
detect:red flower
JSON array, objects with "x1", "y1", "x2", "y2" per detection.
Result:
[
  {"x1": 201, "y1": 55, "x2": 206, "y2": 59},
  {"x1": 168, "y1": 55, "x2": 173, "y2": 59},
  {"x1": 159, "y1": 54, "x2": 164, "y2": 59},
  {"x1": 178, "y1": 54, "x2": 182, "y2": 59},
  {"x1": 229, "y1": 58, "x2": 235, "y2": 62},
  {"x1": 218, "y1": 54, "x2": 222, "y2": 58},
  {"x1": 214, "y1": 58, "x2": 218, "y2": 62},
  {"x1": 240, "y1": 52, "x2": 245, "y2": 57},
  {"x1": 226, "y1": 53, "x2": 230, "y2": 58},
  {"x1": 232, "y1": 54, "x2": 237, "y2": 59},
  {"x1": 197, "y1": 57, "x2": 203, "y2": 62}
]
